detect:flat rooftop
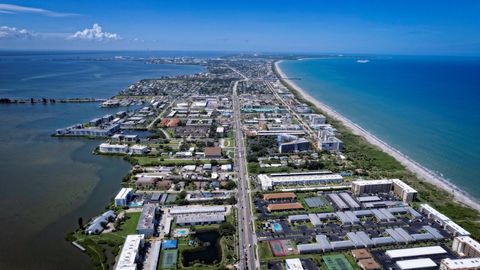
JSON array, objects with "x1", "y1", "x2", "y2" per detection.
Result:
[{"x1": 386, "y1": 246, "x2": 447, "y2": 259}]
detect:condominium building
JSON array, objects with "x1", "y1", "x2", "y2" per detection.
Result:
[
  {"x1": 136, "y1": 204, "x2": 157, "y2": 237},
  {"x1": 420, "y1": 204, "x2": 470, "y2": 236},
  {"x1": 114, "y1": 188, "x2": 133, "y2": 207},
  {"x1": 452, "y1": 236, "x2": 480, "y2": 257},
  {"x1": 351, "y1": 179, "x2": 417, "y2": 203},
  {"x1": 317, "y1": 125, "x2": 343, "y2": 152},
  {"x1": 258, "y1": 171, "x2": 343, "y2": 190},
  {"x1": 115, "y1": 234, "x2": 145, "y2": 270},
  {"x1": 278, "y1": 138, "x2": 311, "y2": 153},
  {"x1": 440, "y1": 258, "x2": 480, "y2": 270},
  {"x1": 99, "y1": 143, "x2": 129, "y2": 154}
]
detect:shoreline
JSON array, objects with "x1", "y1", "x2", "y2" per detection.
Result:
[{"x1": 274, "y1": 59, "x2": 480, "y2": 211}]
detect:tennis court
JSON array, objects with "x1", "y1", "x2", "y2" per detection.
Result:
[
  {"x1": 305, "y1": 196, "x2": 327, "y2": 208},
  {"x1": 269, "y1": 240, "x2": 286, "y2": 257},
  {"x1": 161, "y1": 249, "x2": 178, "y2": 269},
  {"x1": 323, "y1": 254, "x2": 354, "y2": 270}
]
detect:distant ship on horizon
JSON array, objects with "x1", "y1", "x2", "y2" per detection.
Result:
[{"x1": 356, "y1": 59, "x2": 369, "y2": 63}]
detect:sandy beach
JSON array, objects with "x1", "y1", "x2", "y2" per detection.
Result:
[{"x1": 274, "y1": 60, "x2": 480, "y2": 211}]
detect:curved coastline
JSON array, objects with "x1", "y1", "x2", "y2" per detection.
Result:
[{"x1": 274, "y1": 59, "x2": 480, "y2": 211}]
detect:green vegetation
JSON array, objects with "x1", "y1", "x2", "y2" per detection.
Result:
[
  {"x1": 67, "y1": 212, "x2": 141, "y2": 270},
  {"x1": 125, "y1": 156, "x2": 230, "y2": 166},
  {"x1": 247, "y1": 162, "x2": 291, "y2": 175}
]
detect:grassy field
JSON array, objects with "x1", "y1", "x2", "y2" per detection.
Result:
[{"x1": 68, "y1": 212, "x2": 141, "y2": 270}]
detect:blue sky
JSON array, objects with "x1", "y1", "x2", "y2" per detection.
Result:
[{"x1": 1, "y1": 0, "x2": 479, "y2": 55}]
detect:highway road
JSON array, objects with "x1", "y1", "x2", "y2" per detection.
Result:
[
  {"x1": 265, "y1": 81, "x2": 319, "y2": 148},
  {"x1": 232, "y1": 78, "x2": 257, "y2": 270}
]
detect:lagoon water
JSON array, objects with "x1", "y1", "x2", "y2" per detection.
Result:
[
  {"x1": 0, "y1": 51, "x2": 203, "y2": 269},
  {"x1": 279, "y1": 56, "x2": 480, "y2": 198}
]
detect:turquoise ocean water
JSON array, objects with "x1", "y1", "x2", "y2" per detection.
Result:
[{"x1": 279, "y1": 56, "x2": 480, "y2": 198}]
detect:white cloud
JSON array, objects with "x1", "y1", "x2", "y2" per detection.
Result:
[
  {"x1": 0, "y1": 3, "x2": 77, "y2": 17},
  {"x1": 67, "y1": 24, "x2": 120, "y2": 41},
  {"x1": 0, "y1": 26, "x2": 36, "y2": 39}
]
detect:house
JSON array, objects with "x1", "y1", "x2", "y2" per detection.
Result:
[{"x1": 204, "y1": 147, "x2": 222, "y2": 158}]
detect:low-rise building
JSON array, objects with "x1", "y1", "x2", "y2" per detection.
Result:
[
  {"x1": 86, "y1": 210, "x2": 116, "y2": 235},
  {"x1": 115, "y1": 188, "x2": 133, "y2": 207},
  {"x1": 385, "y1": 246, "x2": 447, "y2": 259},
  {"x1": 396, "y1": 258, "x2": 437, "y2": 270},
  {"x1": 136, "y1": 204, "x2": 157, "y2": 237},
  {"x1": 440, "y1": 258, "x2": 480, "y2": 270},
  {"x1": 285, "y1": 258, "x2": 304, "y2": 270},
  {"x1": 317, "y1": 125, "x2": 343, "y2": 152},
  {"x1": 358, "y1": 258, "x2": 381, "y2": 270},
  {"x1": 175, "y1": 213, "x2": 225, "y2": 226},
  {"x1": 130, "y1": 145, "x2": 149, "y2": 155},
  {"x1": 279, "y1": 138, "x2": 311, "y2": 153},
  {"x1": 258, "y1": 171, "x2": 343, "y2": 190},
  {"x1": 420, "y1": 204, "x2": 470, "y2": 236},
  {"x1": 452, "y1": 236, "x2": 480, "y2": 257},
  {"x1": 351, "y1": 179, "x2": 417, "y2": 203},
  {"x1": 115, "y1": 234, "x2": 145, "y2": 270},
  {"x1": 204, "y1": 147, "x2": 222, "y2": 158},
  {"x1": 263, "y1": 192, "x2": 296, "y2": 202},
  {"x1": 170, "y1": 205, "x2": 226, "y2": 215},
  {"x1": 99, "y1": 143, "x2": 129, "y2": 154},
  {"x1": 267, "y1": 202, "x2": 304, "y2": 212},
  {"x1": 308, "y1": 114, "x2": 326, "y2": 125}
]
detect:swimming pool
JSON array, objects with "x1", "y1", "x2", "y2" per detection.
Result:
[
  {"x1": 128, "y1": 200, "x2": 144, "y2": 208},
  {"x1": 174, "y1": 228, "x2": 190, "y2": 237},
  {"x1": 273, "y1": 223, "x2": 283, "y2": 232}
]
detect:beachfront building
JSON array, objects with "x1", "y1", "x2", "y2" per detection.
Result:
[
  {"x1": 99, "y1": 143, "x2": 129, "y2": 154},
  {"x1": 278, "y1": 138, "x2": 311, "y2": 153},
  {"x1": 420, "y1": 204, "x2": 471, "y2": 236},
  {"x1": 351, "y1": 179, "x2": 417, "y2": 203},
  {"x1": 115, "y1": 234, "x2": 145, "y2": 270},
  {"x1": 258, "y1": 171, "x2": 343, "y2": 191},
  {"x1": 317, "y1": 124, "x2": 343, "y2": 152},
  {"x1": 136, "y1": 204, "x2": 157, "y2": 237},
  {"x1": 115, "y1": 188, "x2": 133, "y2": 207},
  {"x1": 392, "y1": 179, "x2": 418, "y2": 203},
  {"x1": 440, "y1": 258, "x2": 480, "y2": 270},
  {"x1": 307, "y1": 114, "x2": 326, "y2": 126},
  {"x1": 452, "y1": 236, "x2": 480, "y2": 257}
]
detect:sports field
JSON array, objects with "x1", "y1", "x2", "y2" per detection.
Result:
[
  {"x1": 323, "y1": 254, "x2": 354, "y2": 270},
  {"x1": 269, "y1": 240, "x2": 286, "y2": 257},
  {"x1": 161, "y1": 249, "x2": 178, "y2": 269}
]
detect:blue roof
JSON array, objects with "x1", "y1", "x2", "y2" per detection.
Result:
[{"x1": 162, "y1": 239, "x2": 178, "y2": 249}]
